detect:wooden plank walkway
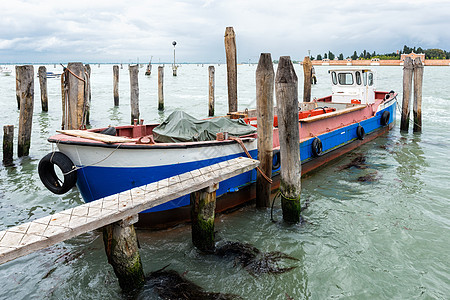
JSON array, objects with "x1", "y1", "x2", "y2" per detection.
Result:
[{"x1": 0, "y1": 157, "x2": 259, "y2": 265}]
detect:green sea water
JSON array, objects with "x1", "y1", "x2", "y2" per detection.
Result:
[{"x1": 0, "y1": 63, "x2": 448, "y2": 299}]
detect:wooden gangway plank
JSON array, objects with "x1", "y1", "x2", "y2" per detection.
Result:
[{"x1": 0, "y1": 157, "x2": 259, "y2": 265}]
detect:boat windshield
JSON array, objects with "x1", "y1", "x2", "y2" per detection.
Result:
[{"x1": 338, "y1": 72, "x2": 353, "y2": 85}]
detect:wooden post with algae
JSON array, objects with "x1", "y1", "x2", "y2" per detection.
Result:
[
  {"x1": 38, "y1": 66, "x2": 48, "y2": 112},
  {"x1": 190, "y1": 183, "x2": 218, "y2": 252},
  {"x1": 275, "y1": 56, "x2": 302, "y2": 223},
  {"x1": 413, "y1": 57, "x2": 423, "y2": 133},
  {"x1": 224, "y1": 26, "x2": 238, "y2": 113},
  {"x1": 113, "y1": 65, "x2": 119, "y2": 106},
  {"x1": 158, "y1": 66, "x2": 164, "y2": 110},
  {"x1": 129, "y1": 65, "x2": 139, "y2": 124},
  {"x1": 401, "y1": 56, "x2": 413, "y2": 131},
  {"x1": 255, "y1": 53, "x2": 274, "y2": 208},
  {"x1": 16, "y1": 65, "x2": 34, "y2": 157},
  {"x1": 2, "y1": 125, "x2": 14, "y2": 166},
  {"x1": 84, "y1": 64, "x2": 91, "y2": 125},
  {"x1": 208, "y1": 66, "x2": 215, "y2": 116},
  {"x1": 302, "y1": 56, "x2": 312, "y2": 103},
  {"x1": 102, "y1": 215, "x2": 145, "y2": 293},
  {"x1": 61, "y1": 62, "x2": 87, "y2": 130}
]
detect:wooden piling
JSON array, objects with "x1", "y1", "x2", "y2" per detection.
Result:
[
  {"x1": 16, "y1": 65, "x2": 34, "y2": 157},
  {"x1": 400, "y1": 57, "x2": 413, "y2": 131},
  {"x1": 85, "y1": 64, "x2": 91, "y2": 125},
  {"x1": 113, "y1": 65, "x2": 119, "y2": 106},
  {"x1": 275, "y1": 56, "x2": 301, "y2": 223},
  {"x1": 62, "y1": 62, "x2": 87, "y2": 130},
  {"x1": 413, "y1": 57, "x2": 423, "y2": 133},
  {"x1": 190, "y1": 184, "x2": 218, "y2": 252},
  {"x1": 15, "y1": 76, "x2": 20, "y2": 110},
  {"x1": 2, "y1": 125, "x2": 14, "y2": 166},
  {"x1": 224, "y1": 26, "x2": 238, "y2": 113},
  {"x1": 158, "y1": 66, "x2": 164, "y2": 111},
  {"x1": 255, "y1": 53, "x2": 274, "y2": 208},
  {"x1": 302, "y1": 56, "x2": 312, "y2": 103},
  {"x1": 102, "y1": 217, "x2": 145, "y2": 293},
  {"x1": 208, "y1": 66, "x2": 215, "y2": 116},
  {"x1": 129, "y1": 65, "x2": 139, "y2": 124},
  {"x1": 38, "y1": 66, "x2": 48, "y2": 112}
]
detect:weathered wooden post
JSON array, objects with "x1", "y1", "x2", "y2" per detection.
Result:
[
  {"x1": 113, "y1": 65, "x2": 119, "y2": 106},
  {"x1": 61, "y1": 62, "x2": 88, "y2": 130},
  {"x1": 400, "y1": 56, "x2": 413, "y2": 131},
  {"x1": 2, "y1": 125, "x2": 14, "y2": 166},
  {"x1": 85, "y1": 64, "x2": 91, "y2": 125},
  {"x1": 208, "y1": 66, "x2": 215, "y2": 116},
  {"x1": 158, "y1": 66, "x2": 164, "y2": 110},
  {"x1": 38, "y1": 66, "x2": 48, "y2": 112},
  {"x1": 16, "y1": 65, "x2": 34, "y2": 157},
  {"x1": 413, "y1": 57, "x2": 423, "y2": 133},
  {"x1": 15, "y1": 77, "x2": 20, "y2": 110},
  {"x1": 129, "y1": 65, "x2": 139, "y2": 124},
  {"x1": 102, "y1": 216, "x2": 145, "y2": 293},
  {"x1": 190, "y1": 183, "x2": 218, "y2": 252},
  {"x1": 275, "y1": 56, "x2": 301, "y2": 223},
  {"x1": 224, "y1": 26, "x2": 238, "y2": 113},
  {"x1": 255, "y1": 53, "x2": 274, "y2": 208},
  {"x1": 302, "y1": 56, "x2": 312, "y2": 103}
]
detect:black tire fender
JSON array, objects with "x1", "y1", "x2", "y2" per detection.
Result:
[
  {"x1": 38, "y1": 152, "x2": 77, "y2": 194},
  {"x1": 356, "y1": 125, "x2": 365, "y2": 140},
  {"x1": 380, "y1": 110, "x2": 390, "y2": 126},
  {"x1": 272, "y1": 149, "x2": 281, "y2": 170},
  {"x1": 312, "y1": 138, "x2": 322, "y2": 157}
]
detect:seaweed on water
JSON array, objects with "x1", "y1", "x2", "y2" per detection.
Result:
[
  {"x1": 338, "y1": 155, "x2": 367, "y2": 170},
  {"x1": 214, "y1": 241, "x2": 298, "y2": 276},
  {"x1": 145, "y1": 265, "x2": 242, "y2": 300},
  {"x1": 357, "y1": 172, "x2": 379, "y2": 182}
]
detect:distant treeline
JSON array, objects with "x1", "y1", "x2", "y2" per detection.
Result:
[{"x1": 309, "y1": 45, "x2": 450, "y2": 61}]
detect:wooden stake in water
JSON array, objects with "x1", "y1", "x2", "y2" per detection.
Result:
[
  {"x1": 255, "y1": 53, "x2": 274, "y2": 208},
  {"x1": 16, "y1": 65, "x2": 34, "y2": 157},
  {"x1": 302, "y1": 56, "x2": 312, "y2": 103},
  {"x1": 158, "y1": 66, "x2": 164, "y2": 111},
  {"x1": 129, "y1": 65, "x2": 139, "y2": 124},
  {"x1": 38, "y1": 66, "x2": 48, "y2": 112},
  {"x1": 208, "y1": 66, "x2": 215, "y2": 116},
  {"x1": 102, "y1": 217, "x2": 144, "y2": 293},
  {"x1": 190, "y1": 184, "x2": 218, "y2": 252},
  {"x1": 62, "y1": 62, "x2": 87, "y2": 130},
  {"x1": 85, "y1": 64, "x2": 91, "y2": 125},
  {"x1": 2, "y1": 125, "x2": 14, "y2": 166},
  {"x1": 224, "y1": 27, "x2": 238, "y2": 113},
  {"x1": 401, "y1": 57, "x2": 413, "y2": 131},
  {"x1": 275, "y1": 56, "x2": 301, "y2": 223},
  {"x1": 413, "y1": 57, "x2": 424, "y2": 133},
  {"x1": 113, "y1": 65, "x2": 119, "y2": 106}
]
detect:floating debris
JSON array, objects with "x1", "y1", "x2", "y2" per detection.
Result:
[
  {"x1": 145, "y1": 266, "x2": 241, "y2": 300},
  {"x1": 214, "y1": 241, "x2": 298, "y2": 276},
  {"x1": 357, "y1": 171, "x2": 380, "y2": 182},
  {"x1": 339, "y1": 155, "x2": 367, "y2": 170}
]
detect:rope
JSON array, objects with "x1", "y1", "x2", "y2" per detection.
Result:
[{"x1": 228, "y1": 136, "x2": 273, "y2": 184}]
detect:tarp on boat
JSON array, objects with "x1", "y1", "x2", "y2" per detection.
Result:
[{"x1": 152, "y1": 111, "x2": 257, "y2": 143}]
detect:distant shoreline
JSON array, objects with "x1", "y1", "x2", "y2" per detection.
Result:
[{"x1": 309, "y1": 59, "x2": 450, "y2": 66}]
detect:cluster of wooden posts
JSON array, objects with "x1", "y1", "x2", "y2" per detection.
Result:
[{"x1": 401, "y1": 56, "x2": 423, "y2": 132}]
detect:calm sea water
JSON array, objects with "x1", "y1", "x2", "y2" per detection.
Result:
[{"x1": 0, "y1": 63, "x2": 448, "y2": 299}]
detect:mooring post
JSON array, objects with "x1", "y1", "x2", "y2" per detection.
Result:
[
  {"x1": 208, "y1": 66, "x2": 215, "y2": 116},
  {"x1": 85, "y1": 64, "x2": 91, "y2": 125},
  {"x1": 62, "y1": 62, "x2": 87, "y2": 130},
  {"x1": 2, "y1": 125, "x2": 14, "y2": 166},
  {"x1": 102, "y1": 215, "x2": 145, "y2": 293},
  {"x1": 255, "y1": 53, "x2": 274, "y2": 208},
  {"x1": 129, "y1": 65, "x2": 139, "y2": 124},
  {"x1": 16, "y1": 65, "x2": 34, "y2": 157},
  {"x1": 158, "y1": 66, "x2": 164, "y2": 111},
  {"x1": 275, "y1": 56, "x2": 302, "y2": 223},
  {"x1": 113, "y1": 65, "x2": 119, "y2": 106},
  {"x1": 401, "y1": 56, "x2": 413, "y2": 131},
  {"x1": 190, "y1": 183, "x2": 218, "y2": 252},
  {"x1": 224, "y1": 26, "x2": 238, "y2": 113},
  {"x1": 15, "y1": 76, "x2": 20, "y2": 110},
  {"x1": 413, "y1": 57, "x2": 423, "y2": 133},
  {"x1": 38, "y1": 66, "x2": 48, "y2": 112},
  {"x1": 302, "y1": 56, "x2": 312, "y2": 103}
]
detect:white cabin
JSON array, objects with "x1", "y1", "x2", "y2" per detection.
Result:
[{"x1": 330, "y1": 69, "x2": 376, "y2": 104}]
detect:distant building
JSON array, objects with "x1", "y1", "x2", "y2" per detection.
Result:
[{"x1": 401, "y1": 52, "x2": 425, "y2": 62}]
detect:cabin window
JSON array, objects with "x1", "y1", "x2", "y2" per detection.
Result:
[
  {"x1": 356, "y1": 72, "x2": 361, "y2": 85},
  {"x1": 338, "y1": 72, "x2": 353, "y2": 85},
  {"x1": 363, "y1": 72, "x2": 368, "y2": 86},
  {"x1": 331, "y1": 72, "x2": 337, "y2": 85},
  {"x1": 368, "y1": 72, "x2": 374, "y2": 86}
]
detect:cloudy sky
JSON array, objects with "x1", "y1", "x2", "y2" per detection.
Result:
[{"x1": 1, "y1": 0, "x2": 450, "y2": 63}]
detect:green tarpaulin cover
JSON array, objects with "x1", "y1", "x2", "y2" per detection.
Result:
[{"x1": 153, "y1": 111, "x2": 256, "y2": 143}]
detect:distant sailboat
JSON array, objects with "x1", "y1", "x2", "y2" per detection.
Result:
[{"x1": 145, "y1": 56, "x2": 153, "y2": 75}]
